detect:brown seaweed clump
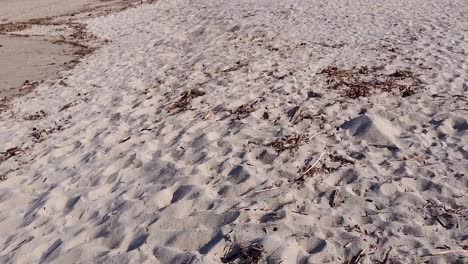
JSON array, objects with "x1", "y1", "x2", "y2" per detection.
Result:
[{"x1": 320, "y1": 66, "x2": 421, "y2": 98}]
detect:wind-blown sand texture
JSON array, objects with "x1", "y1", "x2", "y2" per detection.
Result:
[{"x1": 0, "y1": 0, "x2": 467, "y2": 263}]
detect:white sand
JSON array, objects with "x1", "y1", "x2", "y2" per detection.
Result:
[{"x1": 0, "y1": 0, "x2": 467, "y2": 263}]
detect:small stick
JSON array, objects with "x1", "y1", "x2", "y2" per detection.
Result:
[
  {"x1": 310, "y1": 131, "x2": 322, "y2": 139},
  {"x1": 429, "y1": 249, "x2": 468, "y2": 256},
  {"x1": 329, "y1": 189, "x2": 339, "y2": 208},
  {"x1": 305, "y1": 151, "x2": 327, "y2": 174},
  {"x1": 290, "y1": 104, "x2": 303, "y2": 124},
  {"x1": 293, "y1": 151, "x2": 326, "y2": 183},
  {"x1": 252, "y1": 186, "x2": 279, "y2": 194},
  {"x1": 349, "y1": 249, "x2": 366, "y2": 264},
  {"x1": 120, "y1": 136, "x2": 131, "y2": 143},
  {"x1": 291, "y1": 210, "x2": 309, "y2": 215},
  {"x1": 381, "y1": 247, "x2": 392, "y2": 264}
]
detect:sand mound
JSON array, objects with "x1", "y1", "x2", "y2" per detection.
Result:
[{"x1": 341, "y1": 114, "x2": 401, "y2": 148}]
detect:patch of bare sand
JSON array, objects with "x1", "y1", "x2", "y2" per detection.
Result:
[
  {"x1": 0, "y1": 0, "x2": 154, "y2": 109},
  {"x1": 0, "y1": 35, "x2": 78, "y2": 106},
  {"x1": 0, "y1": 0, "x2": 95, "y2": 22}
]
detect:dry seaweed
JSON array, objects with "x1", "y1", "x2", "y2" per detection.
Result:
[
  {"x1": 0, "y1": 173, "x2": 7, "y2": 181},
  {"x1": 167, "y1": 88, "x2": 205, "y2": 113},
  {"x1": 423, "y1": 200, "x2": 464, "y2": 230},
  {"x1": 267, "y1": 134, "x2": 310, "y2": 153},
  {"x1": 292, "y1": 151, "x2": 327, "y2": 185},
  {"x1": 232, "y1": 103, "x2": 257, "y2": 119},
  {"x1": 0, "y1": 147, "x2": 23, "y2": 163},
  {"x1": 31, "y1": 128, "x2": 46, "y2": 143},
  {"x1": 0, "y1": 16, "x2": 58, "y2": 33},
  {"x1": 0, "y1": 22, "x2": 30, "y2": 33},
  {"x1": 330, "y1": 154, "x2": 355, "y2": 166},
  {"x1": 221, "y1": 61, "x2": 248, "y2": 73},
  {"x1": 320, "y1": 66, "x2": 421, "y2": 98},
  {"x1": 294, "y1": 165, "x2": 323, "y2": 184},
  {"x1": 288, "y1": 105, "x2": 303, "y2": 124},
  {"x1": 20, "y1": 80, "x2": 40, "y2": 93},
  {"x1": 345, "y1": 249, "x2": 366, "y2": 264},
  {"x1": 24, "y1": 110, "x2": 47, "y2": 121},
  {"x1": 59, "y1": 101, "x2": 77, "y2": 112},
  {"x1": 221, "y1": 242, "x2": 264, "y2": 264},
  {"x1": 329, "y1": 189, "x2": 339, "y2": 208}
]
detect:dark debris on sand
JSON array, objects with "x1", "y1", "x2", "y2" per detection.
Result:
[
  {"x1": 167, "y1": 88, "x2": 205, "y2": 113},
  {"x1": 0, "y1": 147, "x2": 23, "y2": 163},
  {"x1": 267, "y1": 134, "x2": 310, "y2": 153},
  {"x1": 294, "y1": 164, "x2": 323, "y2": 184},
  {"x1": 320, "y1": 66, "x2": 422, "y2": 98},
  {"x1": 221, "y1": 242, "x2": 264, "y2": 264},
  {"x1": 231, "y1": 101, "x2": 259, "y2": 119}
]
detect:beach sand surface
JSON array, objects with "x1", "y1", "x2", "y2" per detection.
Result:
[
  {"x1": 0, "y1": 0, "x2": 148, "y2": 107},
  {"x1": 0, "y1": 0, "x2": 107, "y2": 22},
  {"x1": 0, "y1": 35, "x2": 78, "y2": 103},
  {"x1": 0, "y1": 0, "x2": 467, "y2": 263}
]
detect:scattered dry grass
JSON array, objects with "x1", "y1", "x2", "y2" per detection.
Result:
[
  {"x1": 320, "y1": 66, "x2": 421, "y2": 98},
  {"x1": 0, "y1": 80, "x2": 43, "y2": 111},
  {"x1": 0, "y1": 0, "x2": 151, "y2": 33},
  {"x1": 330, "y1": 154, "x2": 355, "y2": 166},
  {"x1": 59, "y1": 101, "x2": 78, "y2": 112},
  {"x1": 299, "y1": 112, "x2": 327, "y2": 125},
  {"x1": 0, "y1": 17, "x2": 58, "y2": 34},
  {"x1": 292, "y1": 153, "x2": 357, "y2": 186},
  {"x1": 232, "y1": 101, "x2": 258, "y2": 119},
  {"x1": 24, "y1": 110, "x2": 47, "y2": 121},
  {"x1": 19, "y1": 80, "x2": 41, "y2": 93},
  {"x1": 293, "y1": 151, "x2": 327, "y2": 184},
  {"x1": 221, "y1": 242, "x2": 264, "y2": 264},
  {"x1": 167, "y1": 88, "x2": 205, "y2": 113},
  {"x1": 423, "y1": 200, "x2": 465, "y2": 230},
  {"x1": 346, "y1": 249, "x2": 366, "y2": 264},
  {"x1": 0, "y1": 147, "x2": 23, "y2": 163},
  {"x1": 0, "y1": 22, "x2": 31, "y2": 33},
  {"x1": 31, "y1": 128, "x2": 46, "y2": 143},
  {"x1": 294, "y1": 165, "x2": 323, "y2": 184},
  {"x1": 268, "y1": 134, "x2": 310, "y2": 153}
]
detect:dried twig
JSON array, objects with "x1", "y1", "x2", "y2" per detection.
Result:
[
  {"x1": 289, "y1": 105, "x2": 303, "y2": 124},
  {"x1": 379, "y1": 247, "x2": 392, "y2": 264},
  {"x1": 167, "y1": 88, "x2": 205, "y2": 113},
  {"x1": 31, "y1": 128, "x2": 46, "y2": 143},
  {"x1": 120, "y1": 137, "x2": 131, "y2": 143},
  {"x1": 232, "y1": 101, "x2": 260, "y2": 119},
  {"x1": 252, "y1": 186, "x2": 279, "y2": 194},
  {"x1": 320, "y1": 66, "x2": 421, "y2": 98},
  {"x1": 293, "y1": 151, "x2": 326, "y2": 183},
  {"x1": 221, "y1": 242, "x2": 264, "y2": 264},
  {"x1": 24, "y1": 110, "x2": 47, "y2": 121},
  {"x1": 346, "y1": 249, "x2": 366, "y2": 264},
  {"x1": 428, "y1": 249, "x2": 468, "y2": 256},
  {"x1": 268, "y1": 134, "x2": 311, "y2": 153},
  {"x1": 59, "y1": 101, "x2": 77, "y2": 112},
  {"x1": 329, "y1": 189, "x2": 339, "y2": 208},
  {"x1": 0, "y1": 147, "x2": 23, "y2": 162}
]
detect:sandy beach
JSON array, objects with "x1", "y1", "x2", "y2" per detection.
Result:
[
  {"x1": 0, "y1": 0, "x2": 150, "y2": 108},
  {"x1": 0, "y1": 0, "x2": 467, "y2": 263}
]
